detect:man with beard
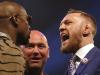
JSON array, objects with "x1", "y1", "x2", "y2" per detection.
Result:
[
  {"x1": 59, "y1": 9, "x2": 100, "y2": 75},
  {"x1": 20, "y1": 30, "x2": 49, "y2": 75},
  {"x1": 0, "y1": 1, "x2": 30, "y2": 75}
]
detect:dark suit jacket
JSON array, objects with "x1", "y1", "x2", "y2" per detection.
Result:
[{"x1": 67, "y1": 47, "x2": 100, "y2": 75}]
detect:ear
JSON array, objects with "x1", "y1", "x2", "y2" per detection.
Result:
[
  {"x1": 9, "y1": 16, "x2": 18, "y2": 28},
  {"x1": 20, "y1": 45, "x2": 25, "y2": 50},
  {"x1": 47, "y1": 47, "x2": 50, "y2": 58},
  {"x1": 82, "y1": 24, "x2": 90, "y2": 37}
]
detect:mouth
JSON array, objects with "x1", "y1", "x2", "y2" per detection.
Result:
[
  {"x1": 61, "y1": 34, "x2": 69, "y2": 42},
  {"x1": 30, "y1": 57, "x2": 41, "y2": 62}
]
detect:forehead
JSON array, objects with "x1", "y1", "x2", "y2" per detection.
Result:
[
  {"x1": 19, "y1": 7, "x2": 27, "y2": 16},
  {"x1": 29, "y1": 31, "x2": 47, "y2": 44},
  {"x1": 61, "y1": 13, "x2": 83, "y2": 22},
  {"x1": 0, "y1": 2, "x2": 28, "y2": 17}
]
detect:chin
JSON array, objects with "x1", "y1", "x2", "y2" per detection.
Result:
[
  {"x1": 60, "y1": 44, "x2": 73, "y2": 53},
  {"x1": 29, "y1": 64, "x2": 41, "y2": 69}
]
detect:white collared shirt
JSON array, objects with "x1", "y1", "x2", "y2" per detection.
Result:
[
  {"x1": 75, "y1": 43, "x2": 94, "y2": 69},
  {"x1": 71, "y1": 44, "x2": 94, "y2": 75}
]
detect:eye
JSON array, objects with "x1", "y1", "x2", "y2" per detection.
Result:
[
  {"x1": 26, "y1": 43, "x2": 34, "y2": 49},
  {"x1": 38, "y1": 44, "x2": 46, "y2": 49},
  {"x1": 64, "y1": 20, "x2": 72, "y2": 25}
]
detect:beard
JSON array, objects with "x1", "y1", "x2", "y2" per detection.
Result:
[
  {"x1": 61, "y1": 43, "x2": 78, "y2": 54},
  {"x1": 16, "y1": 32, "x2": 29, "y2": 46},
  {"x1": 60, "y1": 38, "x2": 80, "y2": 54}
]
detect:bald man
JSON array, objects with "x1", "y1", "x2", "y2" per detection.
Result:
[
  {"x1": 20, "y1": 30, "x2": 49, "y2": 75},
  {"x1": 0, "y1": 1, "x2": 30, "y2": 75}
]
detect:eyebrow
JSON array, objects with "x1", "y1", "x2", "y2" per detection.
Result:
[{"x1": 60, "y1": 19, "x2": 68, "y2": 25}]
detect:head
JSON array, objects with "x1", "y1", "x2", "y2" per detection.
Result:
[
  {"x1": 0, "y1": 1, "x2": 31, "y2": 45},
  {"x1": 59, "y1": 9, "x2": 96, "y2": 54},
  {"x1": 21, "y1": 30, "x2": 49, "y2": 70}
]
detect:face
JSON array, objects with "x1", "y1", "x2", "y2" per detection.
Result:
[
  {"x1": 59, "y1": 13, "x2": 85, "y2": 53},
  {"x1": 22, "y1": 31, "x2": 49, "y2": 69},
  {"x1": 16, "y1": 8, "x2": 31, "y2": 45}
]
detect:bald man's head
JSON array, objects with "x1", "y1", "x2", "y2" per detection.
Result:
[
  {"x1": 29, "y1": 30, "x2": 48, "y2": 46},
  {"x1": 22, "y1": 30, "x2": 49, "y2": 70}
]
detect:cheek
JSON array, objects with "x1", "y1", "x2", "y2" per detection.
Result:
[
  {"x1": 71, "y1": 32, "x2": 81, "y2": 43},
  {"x1": 18, "y1": 20, "x2": 29, "y2": 34},
  {"x1": 70, "y1": 26, "x2": 82, "y2": 38},
  {"x1": 23, "y1": 49, "x2": 33, "y2": 57},
  {"x1": 40, "y1": 50, "x2": 49, "y2": 58}
]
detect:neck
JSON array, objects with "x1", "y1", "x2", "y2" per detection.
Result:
[
  {"x1": 0, "y1": 28, "x2": 16, "y2": 42},
  {"x1": 72, "y1": 36, "x2": 94, "y2": 54},
  {"x1": 79, "y1": 36, "x2": 94, "y2": 48},
  {"x1": 0, "y1": 23, "x2": 17, "y2": 43}
]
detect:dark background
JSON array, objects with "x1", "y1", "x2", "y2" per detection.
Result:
[{"x1": 9, "y1": 0, "x2": 100, "y2": 75}]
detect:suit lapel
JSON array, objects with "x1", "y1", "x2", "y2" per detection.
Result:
[{"x1": 75, "y1": 47, "x2": 96, "y2": 74}]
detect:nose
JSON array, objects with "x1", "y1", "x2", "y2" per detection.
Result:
[
  {"x1": 59, "y1": 24, "x2": 66, "y2": 32},
  {"x1": 32, "y1": 46, "x2": 39, "y2": 55}
]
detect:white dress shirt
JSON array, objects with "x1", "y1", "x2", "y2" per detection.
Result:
[{"x1": 72, "y1": 43, "x2": 94, "y2": 75}]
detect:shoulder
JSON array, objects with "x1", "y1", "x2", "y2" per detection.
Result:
[
  {"x1": 90, "y1": 47, "x2": 100, "y2": 61},
  {"x1": 93, "y1": 46, "x2": 100, "y2": 54},
  {"x1": 90, "y1": 46, "x2": 100, "y2": 54}
]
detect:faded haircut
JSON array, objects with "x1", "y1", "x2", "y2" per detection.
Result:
[{"x1": 67, "y1": 9, "x2": 97, "y2": 36}]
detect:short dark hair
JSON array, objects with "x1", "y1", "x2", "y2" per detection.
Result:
[
  {"x1": 67, "y1": 9, "x2": 97, "y2": 36},
  {"x1": 0, "y1": 1, "x2": 24, "y2": 18}
]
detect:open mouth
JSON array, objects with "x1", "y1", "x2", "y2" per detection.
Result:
[
  {"x1": 30, "y1": 57, "x2": 41, "y2": 62},
  {"x1": 62, "y1": 34, "x2": 69, "y2": 42},
  {"x1": 31, "y1": 57, "x2": 41, "y2": 60}
]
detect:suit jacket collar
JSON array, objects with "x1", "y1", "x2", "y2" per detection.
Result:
[
  {"x1": 75, "y1": 46, "x2": 97, "y2": 74},
  {"x1": 75, "y1": 44, "x2": 94, "y2": 60}
]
